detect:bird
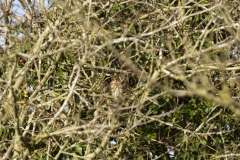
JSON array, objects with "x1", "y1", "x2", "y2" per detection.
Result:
[{"x1": 110, "y1": 75, "x2": 123, "y2": 99}]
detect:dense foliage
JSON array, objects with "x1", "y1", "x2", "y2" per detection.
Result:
[{"x1": 0, "y1": 0, "x2": 240, "y2": 159}]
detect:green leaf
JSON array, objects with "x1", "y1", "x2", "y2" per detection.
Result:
[
  {"x1": 75, "y1": 144, "x2": 83, "y2": 155},
  {"x1": 149, "y1": 103, "x2": 159, "y2": 114},
  {"x1": 147, "y1": 132, "x2": 157, "y2": 140}
]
